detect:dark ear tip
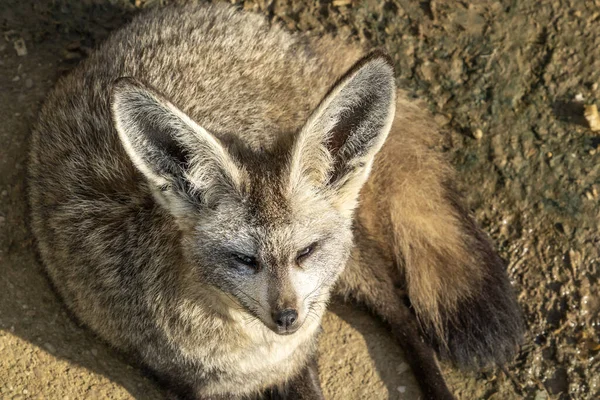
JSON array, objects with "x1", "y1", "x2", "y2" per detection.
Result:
[
  {"x1": 360, "y1": 49, "x2": 396, "y2": 75},
  {"x1": 365, "y1": 49, "x2": 394, "y2": 65},
  {"x1": 110, "y1": 77, "x2": 147, "y2": 98}
]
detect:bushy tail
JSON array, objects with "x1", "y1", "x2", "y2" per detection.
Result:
[{"x1": 364, "y1": 91, "x2": 524, "y2": 367}]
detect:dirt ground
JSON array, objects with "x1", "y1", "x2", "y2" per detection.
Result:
[{"x1": 1, "y1": 0, "x2": 599, "y2": 399}]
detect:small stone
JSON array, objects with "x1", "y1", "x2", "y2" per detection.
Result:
[
  {"x1": 584, "y1": 104, "x2": 600, "y2": 131},
  {"x1": 534, "y1": 390, "x2": 548, "y2": 400},
  {"x1": 91, "y1": 348, "x2": 98, "y2": 357},
  {"x1": 62, "y1": 50, "x2": 82, "y2": 61},
  {"x1": 545, "y1": 367, "x2": 569, "y2": 395},
  {"x1": 13, "y1": 38, "x2": 27, "y2": 56},
  {"x1": 420, "y1": 61, "x2": 438, "y2": 82},
  {"x1": 24, "y1": 78, "x2": 33, "y2": 88},
  {"x1": 473, "y1": 128, "x2": 484, "y2": 140},
  {"x1": 43, "y1": 342, "x2": 56, "y2": 354},
  {"x1": 397, "y1": 386, "x2": 406, "y2": 393},
  {"x1": 542, "y1": 345, "x2": 555, "y2": 360},
  {"x1": 396, "y1": 362, "x2": 410, "y2": 375},
  {"x1": 434, "y1": 114, "x2": 450, "y2": 127},
  {"x1": 12, "y1": 76, "x2": 20, "y2": 82},
  {"x1": 449, "y1": 56, "x2": 465, "y2": 83}
]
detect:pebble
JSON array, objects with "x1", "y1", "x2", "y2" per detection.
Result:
[
  {"x1": 584, "y1": 104, "x2": 600, "y2": 131},
  {"x1": 473, "y1": 128, "x2": 484, "y2": 140},
  {"x1": 13, "y1": 38, "x2": 27, "y2": 57},
  {"x1": 25, "y1": 78, "x2": 33, "y2": 89},
  {"x1": 43, "y1": 342, "x2": 56, "y2": 354},
  {"x1": 434, "y1": 114, "x2": 450, "y2": 127},
  {"x1": 545, "y1": 367, "x2": 569, "y2": 394},
  {"x1": 450, "y1": 56, "x2": 465, "y2": 83},
  {"x1": 396, "y1": 362, "x2": 409, "y2": 375},
  {"x1": 534, "y1": 390, "x2": 548, "y2": 400},
  {"x1": 420, "y1": 61, "x2": 438, "y2": 82}
]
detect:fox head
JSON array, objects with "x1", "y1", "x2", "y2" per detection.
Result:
[{"x1": 111, "y1": 52, "x2": 396, "y2": 335}]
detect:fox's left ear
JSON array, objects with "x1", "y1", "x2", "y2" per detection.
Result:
[{"x1": 288, "y1": 51, "x2": 396, "y2": 216}]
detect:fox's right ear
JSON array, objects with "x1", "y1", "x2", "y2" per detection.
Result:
[{"x1": 110, "y1": 78, "x2": 244, "y2": 206}]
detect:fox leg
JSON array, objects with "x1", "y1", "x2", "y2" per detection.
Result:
[{"x1": 335, "y1": 231, "x2": 455, "y2": 400}]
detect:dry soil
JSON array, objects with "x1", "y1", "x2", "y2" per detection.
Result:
[{"x1": 1, "y1": 1, "x2": 599, "y2": 399}]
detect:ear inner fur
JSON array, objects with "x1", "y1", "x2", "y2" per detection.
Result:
[
  {"x1": 288, "y1": 52, "x2": 397, "y2": 217},
  {"x1": 111, "y1": 77, "x2": 246, "y2": 206}
]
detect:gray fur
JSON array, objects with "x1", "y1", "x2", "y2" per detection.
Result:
[{"x1": 28, "y1": 3, "x2": 523, "y2": 399}]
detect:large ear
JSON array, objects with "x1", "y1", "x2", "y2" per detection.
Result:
[
  {"x1": 288, "y1": 51, "x2": 396, "y2": 216},
  {"x1": 111, "y1": 78, "x2": 244, "y2": 207}
]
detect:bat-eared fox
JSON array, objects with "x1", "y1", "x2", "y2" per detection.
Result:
[{"x1": 28, "y1": 3, "x2": 523, "y2": 399}]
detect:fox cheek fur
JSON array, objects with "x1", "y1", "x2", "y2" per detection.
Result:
[{"x1": 28, "y1": 3, "x2": 523, "y2": 399}]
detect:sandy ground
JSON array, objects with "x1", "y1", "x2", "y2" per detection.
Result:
[{"x1": 0, "y1": 0, "x2": 599, "y2": 399}]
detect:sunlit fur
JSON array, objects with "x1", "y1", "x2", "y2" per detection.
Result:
[{"x1": 28, "y1": 2, "x2": 523, "y2": 398}]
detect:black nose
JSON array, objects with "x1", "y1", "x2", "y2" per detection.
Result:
[{"x1": 273, "y1": 309, "x2": 298, "y2": 329}]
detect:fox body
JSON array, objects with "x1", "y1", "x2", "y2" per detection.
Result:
[{"x1": 28, "y1": 3, "x2": 523, "y2": 399}]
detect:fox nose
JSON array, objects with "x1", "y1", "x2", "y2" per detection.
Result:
[{"x1": 273, "y1": 309, "x2": 298, "y2": 329}]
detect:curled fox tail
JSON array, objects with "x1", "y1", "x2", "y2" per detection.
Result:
[
  {"x1": 359, "y1": 91, "x2": 524, "y2": 368},
  {"x1": 390, "y1": 180, "x2": 524, "y2": 367}
]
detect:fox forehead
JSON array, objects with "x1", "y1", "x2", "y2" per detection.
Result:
[
  {"x1": 195, "y1": 190, "x2": 338, "y2": 265},
  {"x1": 212, "y1": 209, "x2": 333, "y2": 260},
  {"x1": 189, "y1": 136, "x2": 346, "y2": 258}
]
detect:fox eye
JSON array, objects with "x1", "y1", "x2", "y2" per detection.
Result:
[
  {"x1": 233, "y1": 253, "x2": 259, "y2": 270},
  {"x1": 296, "y1": 243, "x2": 316, "y2": 262}
]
